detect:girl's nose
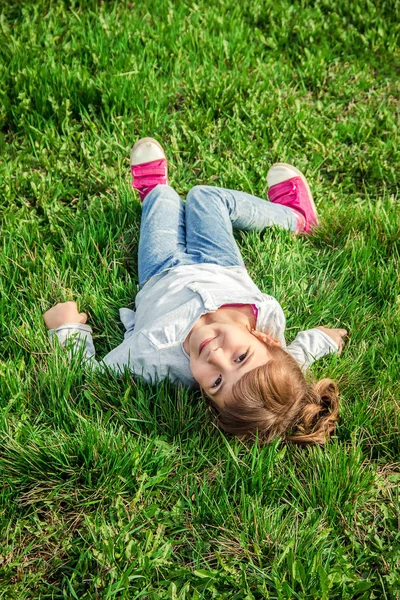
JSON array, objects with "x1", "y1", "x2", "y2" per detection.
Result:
[{"x1": 207, "y1": 347, "x2": 226, "y2": 367}]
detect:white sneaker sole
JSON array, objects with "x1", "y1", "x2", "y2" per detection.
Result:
[
  {"x1": 268, "y1": 162, "x2": 319, "y2": 226},
  {"x1": 130, "y1": 137, "x2": 166, "y2": 166}
]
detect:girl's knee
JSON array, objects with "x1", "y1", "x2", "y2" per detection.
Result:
[{"x1": 186, "y1": 185, "x2": 223, "y2": 207}]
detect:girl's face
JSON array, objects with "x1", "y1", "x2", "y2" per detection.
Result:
[{"x1": 188, "y1": 322, "x2": 279, "y2": 408}]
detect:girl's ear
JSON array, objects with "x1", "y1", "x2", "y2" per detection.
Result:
[{"x1": 251, "y1": 330, "x2": 281, "y2": 346}]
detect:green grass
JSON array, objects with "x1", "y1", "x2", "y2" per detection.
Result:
[{"x1": 1, "y1": 0, "x2": 399, "y2": 597}]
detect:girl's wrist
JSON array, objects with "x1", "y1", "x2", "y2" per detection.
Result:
[{"x1": 48, "y1": 321, "x2": 91, "y2": 331}]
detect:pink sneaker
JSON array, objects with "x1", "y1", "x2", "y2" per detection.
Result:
[
  {"x1": 267, "y1": 163, "x2": 319, "y2": 233},
  {"x1": 130, "y1": 137, "x2": 169, "y2": 202}
]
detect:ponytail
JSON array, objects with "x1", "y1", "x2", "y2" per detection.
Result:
[{"x1": 286, "y1": 379, "x2": 339, "y2": 445}]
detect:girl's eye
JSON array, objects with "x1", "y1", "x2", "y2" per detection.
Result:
[
  {"x1": 235, "y1": 352, "x2": 248, "y2": 363},
  {"x1": 212, "y1": 375, "x2": 222, "y2": 388}
]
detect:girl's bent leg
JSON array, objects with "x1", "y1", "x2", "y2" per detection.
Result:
[
  {"x1": 138, "y1": 184, "x2": 188, "y2": 285},
  {"x1": 185, "y1": 185, "x2": 297, "y2": 267}
]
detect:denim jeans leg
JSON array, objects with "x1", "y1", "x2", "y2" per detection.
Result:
[
  {"x1": 138, "y1": 185, "x2": 188, "y2": 285},
  {"x1": 185, "y1": 185, "x2": 297, "y2": 267}
]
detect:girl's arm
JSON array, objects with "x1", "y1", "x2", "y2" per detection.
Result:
[
  {"x1": 43, "y1": 301, "x2": 100, "y2": 369},
  {"x1": 43, "y1": 301, "x2": 159, "y2": 382},
  {"x1": 286, "y1": 326, "x2": 347, "y2": 371}
]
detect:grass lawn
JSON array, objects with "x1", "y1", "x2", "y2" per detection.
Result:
[{"x1": 1, "y1": 0, "x2": 399, "y2": 597}]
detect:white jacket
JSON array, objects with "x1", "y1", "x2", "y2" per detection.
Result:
[{"x1": 50, "y1": 263, "x2": 338, "y2": 387}]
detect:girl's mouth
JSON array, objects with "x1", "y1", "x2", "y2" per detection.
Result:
[{"x1": 199, "y1": 337, "x2": 215, "y2": 355}]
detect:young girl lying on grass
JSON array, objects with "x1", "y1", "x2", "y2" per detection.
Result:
[{"x1": 43, "y1": 138, "x2": 347, "y2": 445}]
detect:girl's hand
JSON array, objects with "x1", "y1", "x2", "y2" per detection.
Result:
[
  {"x1": 43, "y1": 301, "x2": 88, "y2": 330},
  {"x1": 316, "y1": 326, "x2": 348, "y2": 353}
]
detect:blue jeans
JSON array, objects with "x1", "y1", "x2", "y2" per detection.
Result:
[{"x1": 138, "y1": 184, "x2": 297, "y2": 286}]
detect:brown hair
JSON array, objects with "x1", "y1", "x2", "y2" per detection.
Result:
[{"x1": 207, "y1": 344, "x2": 339, "y2": 446}]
